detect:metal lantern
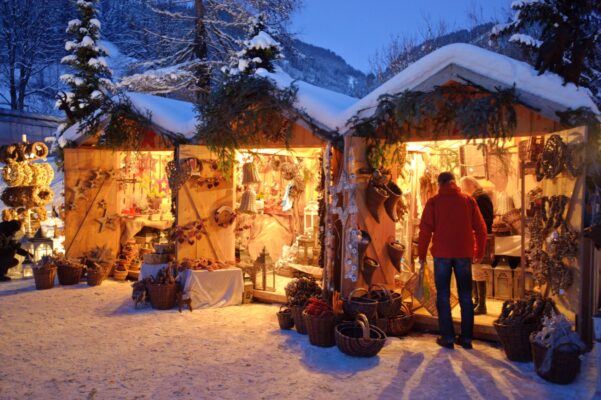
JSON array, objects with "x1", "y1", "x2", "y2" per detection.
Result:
[
  {"x1": 239, "y1": 188, "x2": 257, "y2": 214},
  {"x1": 254, "y1": 247, "x2": 275, "y2": 292},
  {"x1": 26, "y1": 228, "x2": 53, "y2": 262},
  {"x1": 241, "y1": 162, "x2": 260, "y2": 185}
]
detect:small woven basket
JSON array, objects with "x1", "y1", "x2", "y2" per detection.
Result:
[
  {"x1": 277, "y1": 305, "x2": 294, "y2": 330},
  {"x1": 494, "y1": 320, "x2": 539, "y2": 362},
  {"x1": 343, "y1": 288, "x2": 378, "y2": 322},
  {"x1": 335, "y1": 314, "x2": 387, "y2": 357},
  {"x1": 113, "y1": 268, "x2": 128, "y2": 281},
  {"x1": 147, "y1": 283, "x2": 177, "y2": 310},
  {"x1": 86, "y1": 269, "x2": 104, "y2": 286},
  {"x1": 290, "y1": 305, "x2": 308, "y2": 334},
  {"x1": 57, "y1": 264, "x2": 83, "y2": 285},
  {"x1": 303, "y1": 311, "x2": 339, "y2": 347},
  {"x1": 387, "y1": 313, "x2": 414, "y2": 337},
  {"x1": 33, "y1": 267, "x2": 56, "y2": 290},
  {"x1": 530, "y1": 338, "x2": 583, "y2": 384}
]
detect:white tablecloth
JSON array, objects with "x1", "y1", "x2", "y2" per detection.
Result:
[
  {"x1": 177, "y1": 267, "x2": 243, "y2": 309},
  {"x1": 494, "y1": 235, "x2": 525, "y2": 257},
  {"x1": 139, "y1": 263, "x2": 169, "y2": 281}
]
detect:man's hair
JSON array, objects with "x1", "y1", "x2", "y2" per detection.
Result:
[
  {"x1": 437, "y1": 171, "x2": 455, "y2": 185},
  {"x1": 459, "y1": 176, "x2": 482, "y2": 190}
]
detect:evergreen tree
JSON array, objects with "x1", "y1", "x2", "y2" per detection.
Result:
[
  {"x1": 225, "y1": 13, "x2": 283, "y2": 76},
  {"x1": 492, "y1": 0, "x2": 600, "y2": 98},
  {"x1": 56, "y1": 0, "x2": 112, "y2": 127}
]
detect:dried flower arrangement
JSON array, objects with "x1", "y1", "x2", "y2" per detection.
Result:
[
  {"x1": 285, "y1": 276, "x2": 322, "y2": 307},
  {"x1": 497, "y1": 294, "x2": 557, "y2": 326}
]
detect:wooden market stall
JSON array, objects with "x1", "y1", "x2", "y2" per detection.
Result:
[{"x1": 326, "y1": 44, "x2": 600, "y2": 344}]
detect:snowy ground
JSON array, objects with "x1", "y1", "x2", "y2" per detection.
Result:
[{"x1": 0, "y1": 279, "x2": 598, "y2": 400}]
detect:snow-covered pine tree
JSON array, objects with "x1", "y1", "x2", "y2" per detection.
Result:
[
  {"x1": 57, "y1": 0, "x2": 112, "y2": 127},
  {"x1": 226, "y1": 13, "x2": 283, "y2": 75},
  {"x1": 491, "y1": 0, "x2": 600, "y2": 97}
]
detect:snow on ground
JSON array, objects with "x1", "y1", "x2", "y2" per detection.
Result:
[{"x1": 0, "y1": 278, "x2": 598, "y2": 400}]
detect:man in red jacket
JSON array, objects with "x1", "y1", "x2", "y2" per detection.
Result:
[{"x1": 418, "y1": 172, "x2": 487, "y2": 349}]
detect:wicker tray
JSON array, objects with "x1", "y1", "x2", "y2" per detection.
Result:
[
  {"x1": 33, "y1": 267, "x2": 56, "y2": 290},
  {"x1": 335, "y1": 314, "x2": 386, "y2": 357},
  {"x1": 147, "y1": 283, "x2": 177, "y2": 310}
]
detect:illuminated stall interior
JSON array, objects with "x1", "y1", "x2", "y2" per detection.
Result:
[{"x1": 234, "y1": 147, "x2": 323, "y2": 294}]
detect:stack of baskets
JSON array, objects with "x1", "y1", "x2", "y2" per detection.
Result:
[{"x1": 335, "y1": 314, "x2": 387, "y2": 357}]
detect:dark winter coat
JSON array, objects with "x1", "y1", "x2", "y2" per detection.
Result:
[{"x1": 472, "y1": 189, "x2": 493, "y2": 234}]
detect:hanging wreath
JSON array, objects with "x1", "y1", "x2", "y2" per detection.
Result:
[
  {"x1": 280, "y1": 162, "x2": 299, "y2": 180},
  {"x1": 25, "y1": 142, "x2": 49, "y2": 159},
  {"x1": 213, "y1": 206, "x2": 237, "y2": 228},
  {"x1": 1, "y1": 186, "x2": 54, "y2": 208},
  {"x1": 2, "y1": 162, "x2": 31, "y2": 187},
  {"x1": 535, "y1": 135, "x2": 567, "y2": 181},
  {"x1": 30, "y1": 163, "x2": 54, "y2": 186}
]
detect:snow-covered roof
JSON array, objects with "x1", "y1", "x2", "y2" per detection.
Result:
[
  {"x1": 58, "y1": 92, "x2": 197, "y2": 146},
  {"x1": 256, "y1": 67, "x2": 357, "y2": 131},
  {"x1": 338, "y1": 43, "x2": 599, "y2": 132}
]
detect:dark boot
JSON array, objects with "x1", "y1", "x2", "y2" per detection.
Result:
[
  {"x1": 474, "y1": 281, "x2": 487, "y2": 315},
  {"x1": 472, "y1": 281, "x2": 478, "y2": 309}
]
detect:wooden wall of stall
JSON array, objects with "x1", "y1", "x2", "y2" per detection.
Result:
[{"x1": 63, "y1": 148, "x2": 122, "y2": 259}]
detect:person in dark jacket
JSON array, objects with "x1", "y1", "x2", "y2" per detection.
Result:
[
  {"x1": 460, "y1": 176, "x2": 493, "y2": 315},
  {"x1": 418, "y1": 172, "x2": 488, "y2": 349}
]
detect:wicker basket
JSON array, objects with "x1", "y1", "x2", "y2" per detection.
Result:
[
  {"x1": 277, "y1": 305, "x2": 294, "y2": 330},
  {"x1": 33, "y1": 267, "x2": 56, "y2": 290},
  {"x1": 86, "y1": 269, "x2": 104, "y2": 286},
  {"x1": 530, "y1": 339, "x2": 583, "y2": 384},
  {"x1": 335, "y1": 314, "x2": 387, "y2": 357},
  {"x1": 57, "y1": 264, "x2": 83, "y2": 285},
  {"x1": 147, "y1": 283, "x2": 177, "y2": 310},
  {"x1": 291, "y1": 305, "x2": 308, "y2": 334},
  {"x1": 494, "y1": 320, "x2": 540, "y2": 362},
  {"x1": 113, "y1": 268, "x2": 128, "y2": 281},
  {"x1": 303, "y1": 311, "x2": 339, "y2": 347},
  {"x1": 343, "y1": 288, "x2": 378, "y2": 322},
  {"x1": 368, "y1": 284, "x2": 402, "y2": 318},
  {"x1": 387, "y1": 313, "x2": 414, "y2": 337}
]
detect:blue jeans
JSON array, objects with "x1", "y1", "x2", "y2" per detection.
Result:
[{"x1": 433, "y1": 258, "x2": 474, "y2": 342}]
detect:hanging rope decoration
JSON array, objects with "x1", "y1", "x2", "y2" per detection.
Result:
[
  {"x1": 535, "y1": 135, "x2": 567, "y2": 181},
  {"x1": 0, "y1": 142, "x2": 48, "y2": 164}
]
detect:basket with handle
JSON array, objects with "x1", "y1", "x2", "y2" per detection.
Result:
[
  {"x1": 57, "y1": 263, "x2": 83, "y2": 285},
  {"x1": 277, "y1": 305, "x2": 294, "y2": 330},
  {"x1": 303, "y1": 310, "x2": 339, "y2": 347},
  {"x1": 343, "y1": 287, "x2": 378, "y2": 322},
  {"x1": 335, "y1": 313, "x2": 387, "y2": 357},
  {"x1": 368, "y1": 283, "x2": 402, "y2": 318},
  {"x1": 530, "y1": 335, "x2": 583, "y2": 384},
  {"x1": 33, "y1": 266, "x2": 56, "y2": 290},
  {"x1": 387, "y1": 303, "x2": 414, "y2": 336}
]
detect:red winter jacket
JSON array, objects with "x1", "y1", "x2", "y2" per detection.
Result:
[{"x1": 418, "y1": 182, "x2": 488, "y2": 261}]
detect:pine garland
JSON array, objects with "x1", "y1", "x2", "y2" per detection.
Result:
[
  {"x1": 350, "y1": 84, "x2": 519, "y2": 145},
  {"x1": 197, "y1": 74, "x2": 298, "y2": 173}
]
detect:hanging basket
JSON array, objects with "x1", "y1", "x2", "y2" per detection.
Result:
[
  {"x1": 57, "y1": 263, "x2": 83, "y2": 285},
  {"x1": 335, "y1": 314, "x2": 387, "y2": 357},
  {"x1": 387, "y1": 241, "x2": 405, "y2": 273},
  {"x1": 383, "y1": 181, "x2": 402, "y2": 222},
  {"x1": 33, "y1": 266, "x2": 56, "y2": 290},
  {"x1": 361, "y1": 257, "x2": 380, "y2": 288},
  {"x1": 277, "y1": 305, "x2": 294, "y2": 330},
  {"x1": 303, "y1": 311, "x2": 339, "y2": 347},
  {"x1": 290, "y1": 304, "x2": 308, "y2": 334},
  {"x1": 147, "y1": 282, "x2": 177, "y2": 310},
  {"x1": 343, "y1": 288, "x2": 378, "y2": 322},
  {"x1": 365, "y1": 181, "x2": 389, "y2": 223},
  {"x1": 530, "y1": 337, "x2": 583, "y2": 384},
  {"x1": 493, "y1": 320, "x2": 540, "y2": 362}
]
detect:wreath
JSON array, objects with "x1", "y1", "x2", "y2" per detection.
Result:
[
  {"x1": 31, "y1": 163, "x2": 54, "y2": 186},
  {"x1": 535, "y1": 135, "x2": 566, "y2": 181},
  {"x1": 213, "y1": 206, "x2": 237, "y2": 228},
  {"x1": 1, "y1": 186, "x2": 54, "y2": 208}
]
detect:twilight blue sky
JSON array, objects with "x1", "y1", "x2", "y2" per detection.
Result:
[{"x1": 291, "y1": 0, "x2": 511, "y2": 73}]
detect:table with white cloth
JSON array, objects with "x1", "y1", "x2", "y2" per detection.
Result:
[
  {"x1": 177, "y1": 267, "x2": 243, "y2": 309},
  {"x1": 494, "y1": 235, "x2": 526, "y2": 257},
  {"x1": 139, "y1": 264, "x2": 243, "y2": 309}
]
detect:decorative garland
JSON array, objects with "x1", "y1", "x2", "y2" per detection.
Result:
[
  {"x1": 350, "y1": 83, "x2": 519, "y2": 145},
  {"x1": 197, "y1": 74, "x2": 298, "y2": 174}
]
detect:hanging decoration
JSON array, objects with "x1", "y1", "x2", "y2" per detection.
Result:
[
  {"x1": 213, "y1": 206, "x2": 237, "y2": 228},
  {"x1": 170, "y1": 219, "x2": 208, "y2": 245}
]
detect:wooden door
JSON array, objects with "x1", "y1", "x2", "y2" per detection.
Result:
[
  {"x1": 175, "y1": 144, "x2": 235, "y2": 263},
  {"x1": 64, "y1": 148, "x2": 121, "y2": 258}
]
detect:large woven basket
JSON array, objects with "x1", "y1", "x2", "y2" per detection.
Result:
[
  {"x1": 291, "y1": 305, "x2": 307, "y2": 334},
  {"x1": 277, "y1": 305, "x2": 294, "y2": 330},
  {"x1": 33, "y1": 267, "x2": 56, "y2": 290},
  {"x1": 147, "y1": 283, "x2": 177, "y2": 310},
  {"x1": 494, "y1": 320, "x2": 540, "y2": 362},
  {"x1": 387, "y1": 313, "x2": 414, "y2": 337},
  {"x1": 530, "y1": 338, "x2": 583, "y2": 384},
  {"x1": 335, "y1": 314, "x2": 387, "y2": 357},
  {"x1": 86, "y1": 269, "x2": 104, "y2": 286},
  {"x1": 57, "y1": 264, "x2": 83, "y2": 285},
  {"x1": 368, "y1": 284, "x2": 402, "y2": 318},
  {"x1": 303, "y1": 311, "x2": 339, "y2": 347},
  {"x1": 343, "y1": 288, "x2": 378, "y2": 322}
]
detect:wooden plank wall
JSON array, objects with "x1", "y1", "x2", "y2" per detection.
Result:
[{"x1": 64, "y1": 148, "x2": 121, "y2": 259}]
